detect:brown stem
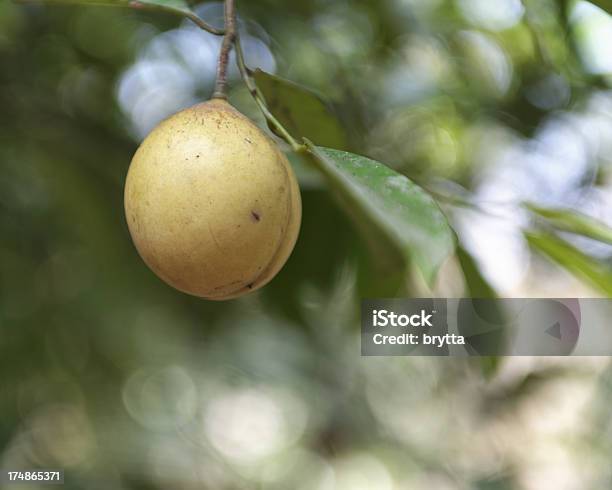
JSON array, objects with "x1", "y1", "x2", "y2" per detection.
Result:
[
  {"x1": 209, "y1": 0, "x2": 304, "y2": 151},
  {"x1": 184, "y1": 11, "x2": 224, "y2": 36},
  {"x1": 212, "y1": 0, "x2": 236, "y2": 99}
]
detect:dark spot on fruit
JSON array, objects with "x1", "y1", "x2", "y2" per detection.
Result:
[
  {"x1": 251, "y1": 211, "x2": 261, "y2": 222},
  {"x1": 247, "y1": 283, "x2": 253, "y2": 289},
  {"x1": 212, "y1": 280, "x2": 243, "y2": 291}
]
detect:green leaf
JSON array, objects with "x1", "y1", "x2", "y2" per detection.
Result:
[
  {"x1": 475, "y1": 356, "x2": 502, "y2": 380},
  {"x1": 130, "y1": 0, "x2": 191, "y2": 12},
  {"x1": 525, "y1": 231, "x2": 612, "y2": 296},
  {"x1": 17, "y1": 0, "x2": 194, "y2": 18},
  {"x1": 588, "y1": 0, "x2": 612, "y2": 16},
  {"x1": 457, "y1": 246, "x2": 498, "y2": 298},
  {"x1": 457, "y1": 247, "x2": 503, "y2": 378},
  {"x1": 305, "y1": 142, "x2": 456, "y2": 286},
  {"x1": 253, "y1": 70, "x2": 348, "y2": 150},
  {"x1": 525, "y1": 202, "x2": 612, "y2": 245}
]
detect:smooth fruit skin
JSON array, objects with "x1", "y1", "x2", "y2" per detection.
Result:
[{"x1": 124, "y1": 99, "x2": 301, "y2": 300}]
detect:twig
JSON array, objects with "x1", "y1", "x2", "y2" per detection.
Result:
[
  {"x1": 183, "y1": 10, "x2": 224, "y2": 36},
  {"x1": 209, "y1": 0, "x2": 304, "y2": 151},
  {"x1": 212, "y1": 0, "x2": 236, "y2": 99},
  {"x1": 15, "y1": 0, "x2": 225, "y2": 36},
  {"x1": 233, "y1": 30, "x2": 304, "y2": 152}
]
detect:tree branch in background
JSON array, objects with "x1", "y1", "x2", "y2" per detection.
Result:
[{"x1": 16, "y1": 0, "x2": 225, "y2": 36}]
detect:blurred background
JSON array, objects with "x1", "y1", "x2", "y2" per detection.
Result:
[{"x1": 2, "y1": 0, "x2": 612, "y2": 488}]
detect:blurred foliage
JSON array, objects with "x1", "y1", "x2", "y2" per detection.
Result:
[
  {"x1": 526, "y1": 202, "x2": 612, "y2": 244},
  {"x1": 525, "y1": 230, "x2": 612, "y2": 295},
  {"x1": 2, "y1": 0, "x2": 612, "y2": 489}
]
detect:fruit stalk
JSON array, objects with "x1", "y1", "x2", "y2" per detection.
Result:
[
  {"x1": 210, "y1": 0, "x2": 303, "y2": 152},
  {"x1": 212, "y1": 0, "x2": 237, "y2": 99}
]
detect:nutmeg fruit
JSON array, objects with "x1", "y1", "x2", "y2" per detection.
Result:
[{"x1": 124, "y1": 99, "x2": 301, "y2": 300}]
